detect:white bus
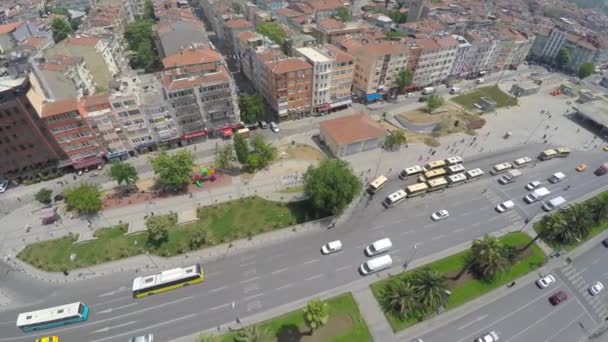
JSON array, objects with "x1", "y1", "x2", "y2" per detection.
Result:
[
  {"x1": 418, "y1": 168, "x2": 447, "y2": 182},
  {"x1": 538, "y1": 149, "x2": 558, "y2": 161},
  {"x1": 513, "y1": 156, "x2": 532, "y2": 168},
  {"x1": 447, "y1": 164, "x2": 465, "y2": 174},
  {"x1": 423, "y1": 160, "x2": 446, "y2": 172},
  {"x1": 406, "y1": 183, "x2": 428, "y2": 197},
  {"x1": 445, "y1": 156, "x2": 464, "y2": 165},
  {"x1": 368, "y1": 175, "x2": 388, "y2": 194},
  {"x1": 17, "y1": 302, "x2": 89, "y2": 332},
  {"x1": 383, "y1": 189, "x2": 407, "y2": 207},
  {"x1": 427, "y1": 177, "x2": 448, "y2": 192},
  {"x1": 466, "y1": 168, "x2": 484, "y2": 180},
  {"x1": 556, "y1": 147, "x2": 571, "y2": 157},
  {"x1": 490, "y1": 162, "x2": 513, "y2": 175},
  {"x1": 447, "y1": 173, "x2": 467, "y2": 186},
  {"x1": 399, "y1": 165, "x2": 424, "y2": 180},
  {"x1": 132, "y1": 264, "x2": 204, "y2": 298}
]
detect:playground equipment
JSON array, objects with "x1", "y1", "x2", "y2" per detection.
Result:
[{"x1": 194, "y1": 167, "x2": 217, "y2": 187}]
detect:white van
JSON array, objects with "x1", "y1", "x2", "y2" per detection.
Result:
[
  {"x1": 422, "y1": 87, "x2": 435, "y2": 95},
  {"x1": 360, "y1": 254, "x2": 393, "y2": 275},
  {"x1": 525, "y1": 187, "x2": 551, "y2": 203},
  {"x1": 449, "y1": 87, "x2": 461, "y2": 94},
  {"x1": 476, "y1": 78, "x2": 485, "y2": 84},
  {"x1": 543, "y1": 196, "x2": 566, "y2": 211},
  {"x1": 549, "y1": 172, "x2": 566, "y2": 183},
  {"x1": 365, "y1": 238, "x2": 392, "y2": 257}
]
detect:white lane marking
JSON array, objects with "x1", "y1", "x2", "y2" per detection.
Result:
[
  {"x1": 90, "y1": 295, "x2": 133, "y2": 307},
  {"x1": 356, "y1": 244, "x2": 367, "y2": 249},
  {"x1": 244, "y1": 293, "x2": 264, "y2": 301},
  {"x1": 98, "y1": 302, "x2": 138, "y2": 314},
  {"x1": 305, "y1": 274, "x2": 324, "y2": 281},
  {"x1": 240, "y1": 276, "x2": 260, "y2": 284},
  {"x1": 276, "y1": 283, "x2": 294, "y2": 291},
  {"x1": 208, "y1": 303, "x2": 231, "y2": 311},
  {"x1": 579, "y1": 267, "x2": 588, "y2": 274},
  {"x1": 209, "y1": 285, "x2": 228, "y2": 293},
  {"x1": 271, "y1": 267, "x2": 289, "y2": 275},
  {"x1": 461, "y1": 211, "x2": 474, "y2": 216},
  {"x1": 458, "y1": 314, "x2": 488, "y2": 330},
  {"x1": 303, "y1": 258, "x2": 319, "y2": 265},
  {"x1": 400, "y1": 230, "x2": 413, "y2": 236},
  {"x1": 432, "y1": 234, "x2": 445, "y2": 240},
  {"x1": 92, "y1": 321, "x2": 136, "y2": 333},
  {"x1": 336, "y1": 265, "x2": 351, "y2": 272},
  {"x1": 98, "y1": 286, "x2": 129, "y2": 297},
  {"x1": 543, "y1": 312, "x2": 586, "y2": 342},
  {"x1": 240, "y1": 260, "x2": 256, "y2": 267},
  {"x1": 90, "y1": 314, "x2": 197, "y2": 342},
  {"x1": 503, "y1": 300, "x2": 578, "y2": 342},
  {"x1": 454, "y1": 228, "x2": 465, "y2": 233},
  {"x1": 488, "y1": 216, "x2": 500, "y2": 222},
  {"x1": 205, "y1": 271, "x2": 222, "y2": 277},
  {"x1": 591, "y1": 259, "x2": 599, "y2": 265},
  {"x1": 472, "y1": 222, "x2": 482, "y2": 227},
  {"x1": 370, "y1": 225, "x2": 385, "y2": 231}
]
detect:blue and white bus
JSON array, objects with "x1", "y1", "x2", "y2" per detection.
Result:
[{"x1": 16, "y1": 302, "x2": 89, "y2": 332}]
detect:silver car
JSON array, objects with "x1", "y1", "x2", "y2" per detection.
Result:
[{"x1": 129, "y1": 334, "x2": 153, "y2": 342}]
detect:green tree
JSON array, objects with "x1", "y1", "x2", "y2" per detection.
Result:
[
  {"x1": 556, "y1": 48, "x2": 572, "y2": 69},
  {"x1": 396, "y1": 69, "x2": 413, "y2": 92},
  {"x1": 108, "y1": 162, "x2": 139, "y2": 189},
  {"x1": 380, "y1": 278, "x2": 417, "y2": 320},
  {"x1": 146, "y1": 215, "x2": 171, "y2": 247},
  {"x1": 214, "y1": 143, "x2": 236, "y2": 170},
  {"x1": 231, "y1": 2, "x2": 242, "y2": 14},
  {"x1": 578, "y1": 62, "x2": 595, "y2": 79},
  {"x1": 469, "y1": 234, "x2": 510, "y2": 279},
  {"x1": 149, "y1": 150, "x2": 195, "y2": 191},
  {"x1": 303, "y1": 299, "x2": 330, "y2": 334},
  {"x1": 125, "y1": 19, "x2": 158, "y2": 71},
  {"x1": 410, "y1": 268, "x2": 450, "y2": 314},
  {"x1": 426, "y1": 95, "x2": 445, "y2": 113},
  {"x1": 51, "y1": 17, "x2": 72, "y2": 43},
  {"x1": 387, "y1": 10, "x2": 408, "y2": 23},
  {"x1": 63, "y1": 183, "x2": 102, "y2": 214},
  {"x1": 197, "y1": 334, "x2": 221, "y2": 342},
  {"x1": 189, "y1": 226, "x2": 207, "y2": 249},
  {"x1": 144, "y1": 0, "x2": 156, "y2": 20},
  {"x1": 335, "y1": 7, "x2": 351, "y2": 22},
  {"x1": 535, "y1": 213, "x2": 568, "y2": 245},
  {"x1": 587, "y1": 195, "x2": 608, "y2": 223},
  {"x1": 562, "y1": 203, "x2": 593, "y2": 239},
  {"x1": 234, "y1": 325, "x2": 272, "y2": 342},
  {"x1": 304, "y1": 159, "x2": 362, "y2": 214},
  {"x1": 239, "y1": 94, "x2": 265, "y2": 124},
  {"x1": 136, "y1": 39, "x2": 157, "y2": 71},
  {"x1": 35, "y1": 188, "x2": 53, "y2": 205},
  {"x1": 233, "y1": 133, "x2": 250, "y2": 165},
  {"x1": 69, "y1": 17, "x2": 81, "y2": 31},
  {"x1": 384, "y1": 130, "x2": 407, "y2": 151},
  {"x1": 250, "y1": 134, "x2": 277, "y2": 169},
  {"x1": 256, "y1": 22, "x2": 287, "y2": 46}
]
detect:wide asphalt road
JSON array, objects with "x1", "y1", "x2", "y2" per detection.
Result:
[
  {"x1": 1, "y1": 145, "x2": 607, "y2": 342},
  {"x1": 418, "y1": 240, "x2": 608, "y2": 342}
]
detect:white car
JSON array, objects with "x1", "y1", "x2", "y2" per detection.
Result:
[
  {"x1": 475, "y1": 331, "x2": 499, "y2": 342},
  {"x1": 321, "y1": 240, "x2": 343, "y2": 255},
  {"x1": 431, "y1": 210, "x2": 450, "y2": 221},
  {"x1": 526, "y1": 181, "x2": 541, "y2": 190},
  {"x1": 589, "y1": 281, "x2": 604, "y2": 296},
  {"x1": 269, "y1": 121, "x2": 280, "y2": 133},
  {"x1": 536, "y1": 274, "x2": 556, "y2": 288},
  {"x1": 496, "y1": 200, "x2": 515, "y2": 213},
  {"x1": 129, "y1": 334, "x2": 153, "y2": 342},
  {"x1": 0, "y1": 180, "x2": 8, "y2": 193}
]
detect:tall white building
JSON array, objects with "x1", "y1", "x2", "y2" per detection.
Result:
[{"x1": 296, "y1": 47, "x2": 333, "y2": 112}]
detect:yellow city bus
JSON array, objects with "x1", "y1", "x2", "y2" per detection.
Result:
[
  {"x1": 556, "y1": 147, "x2": 571, "y2": 157},
  {"x1": 418, "y1": 168, "x2": 447, "y2": 182},
  {"x1": 427, "y1": 177, "x2": 448, "y2": 192},
  {"x1": 538, "y1": 149, "x2": 558, "y2": 161},
  {"x1": 406, "y1": 183, "x2": 429, "y2": 197},
  {"x1": 423, "y1": 160, "x2": 447, "y2": 172},
  {"x1": 132, "y1": 264, "x2": 203, "y2": 298},
  {"x1": 368, "y1": 175, "x2": 388, "y2": 194}
]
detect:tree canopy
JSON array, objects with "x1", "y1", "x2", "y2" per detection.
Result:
[
  {"x1": 249, "y1": 134, "x2": 277, "y2": 170},
  {"x1": 578, "y1": 62, "x2": 595, "y2": 79},
  {"x1": 108, "y1": 162, "x2": 139, "y2": 187},
  {"x1": 256, "y1": 22, "x2": 287, "y2": 46},
  {"x1": 304, "y1": 159, "x2": 361, "y2": 214},
  {"x1": 233, "y1": 133, "x2": 250, "y2": 165},
  {"x1": 396, "y1": 69, "x2": 413, "y2": 92},
  {"x1": 303, "y1": 299, "x2": 330, "y2": 333},
  {"x1": 146, "y1": 215, "x2": 171, "y2": 247},
  {"x1": 214, "y1": 142, "x2": 236, "y2": 170},
  {"x1": 469, "y1": 234, "x2": 510, "y2": 279},
  {"x1": 556, "y1": 48, "x2": 572, "y2": 68},
  {"x1": 63, "y1": 183, "x2": 102, "y2": 214},
  {"x1": 384, "y1": 130, "x2": 407, "y2": 151},
  {"x1": 149, "y1": 150, "x2": 195, "y2": 191},
  {"x1": 125, "y1": 19, "x2": 158, "y2": 71},
  {"x1": 335, "y1": 7, "x2": 352, "y2": 22},
  {"x1": 426, "y1": 95, "x2": 444, "y2": 113},
  {"x1": 239, "y1": 94, "x2": 265, "y2": 124},
  {"x1": 143, "y1": 0, "x2": 156, "y2": 20},
  {"x1": 51, "y1": 17, "x2": 72, "y2": 43},
  {"x1": 35, "y1": 188, "x2": 53, "y2": 205}
]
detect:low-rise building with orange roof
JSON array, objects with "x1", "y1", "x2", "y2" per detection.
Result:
[{"x1": 319, "y1": 113, "x2": 386, "y2": 157}]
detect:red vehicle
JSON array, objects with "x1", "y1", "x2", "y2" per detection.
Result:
[{"x1": 549, "y1": 291, "x2": 568, "y2": 306}]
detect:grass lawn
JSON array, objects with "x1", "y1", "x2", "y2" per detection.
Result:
[
  {"x1": 220, "y1": 293, "x2": 372, "y2": 342},
  {"x1": 451, "y1": 85, "x2": 518, "y2": 110},
  {"x1": 279, "y1": 185, "x2": 304, "y2": 194},
  {"x1": 18, "y1": 197, "x2": 326, "y2": 271},
  {"x1": 370, "y1": 232, "x2": 545, "y2": 332}
]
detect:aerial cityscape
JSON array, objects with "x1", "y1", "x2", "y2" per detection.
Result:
[{"x1": 1, "y1": 0, "x2": 608, "y2": 341}]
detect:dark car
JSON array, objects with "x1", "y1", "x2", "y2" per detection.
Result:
[
  {"x1": 549, "y1": 291, "x2": 568, "y2": 306},
  {"x1": 418, "y1": 96, "x2": 429, "y2": 102},
  {"x1": 602, "y1": 238, "x2": 608, "y2": 247}
]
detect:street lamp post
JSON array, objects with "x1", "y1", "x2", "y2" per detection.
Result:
[
  {"x1": 145, "y1": 251, "x2": 158, "y2": 268},
  {"x1": 403, "y1": 243, "x2": 418, "y2": 270}
]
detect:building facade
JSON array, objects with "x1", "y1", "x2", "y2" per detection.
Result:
[
  {"x1": 412, "y1": 35, "x2": 458, "y2": 87},
  {"x1": 265, "y1": 58, "x2": 313, "y2": 120}
]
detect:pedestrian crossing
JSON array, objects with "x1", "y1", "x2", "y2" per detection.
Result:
[
  {"x1": 482, "y1": 188, "x2": 523, "y2": 224},
  {"x1": 559, "y1": 264, "x2": 607, "y2": 319}
]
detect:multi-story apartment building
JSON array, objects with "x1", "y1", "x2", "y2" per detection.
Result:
[
  {"x1": 264, "y1": 58, "x2": 313, "y2": 120},
  {"x1": 0, "y1": 76, "x2": 67, "y2": 179},
  {"x1": 161, "y1": 45, "x2": 240, "y2": 140},
  {"x1": 256, "y1": 0, "x2": 286, "y2": 11},
  {"x1": 84, "y1": 92, "x2": 132, "y2": 161},
  {"x1": 529, "y1": 27, "x2": 596, "y2": 71},
  {"x1": 38, "y1": 55, "x2": 96, "y2": 98},
  {"x1": 137, "y1": 73, "x2": 178, "y2": 148},
  {"x1": 152, "y1": 20, "x2": 209, "y2": 60},
  {"x1": 324, "y1": 44, "x2": 354, "y2": 111},
  {"x1": 341, "y1": 39, "x2": 409, "y2": 98},
  {"x1": 491, "y1": 28, "x2": 534, "y2": 71},
  {"x1": 311, "y1": 19, "x2": 371, "y2": 44},
  {"x1": 295, "y1": 47, "x2": 333, "y2": 112},
  {"x1": 126, "y1": 0, "x2": 146, "y2": 22},
  {"x1": 304, "y1": 0, "x2": 347, "y2": 22},
  {"x1": 412, "y1": 35, "x2": 458, "y2": 87},
  {"x1": 222, "y1": 19, "x2": 254, "y2": 56}
]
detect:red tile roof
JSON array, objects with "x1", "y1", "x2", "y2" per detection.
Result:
[
  {"x1": 237, "y1": 31, "x2": 260, "y2": 44},
  {"x1": 268, "y1": 58, "x2": 312, "y2": 74},
  {"x1": 162, "y1": 46, "x2": 222, "y2": 69},
  {"x1": 306, "y1": 0, "x2": 344, "y2": 11},
  {"x1": 65, "y1": 36, "x2": 101, "y2": 47},
  {"x1": 164, "y1": 66, "x2": 232, "y2": 90},
  {"x1": 0, "y1": 22, "x2": 21, "y2": 35},
  {"x1": 318, "y1": 18, "x2": 345, "y2": 30},
  {"x1": 321, "y1": 113, "x2": 386, "y2": 145},
  {"x1": 41, "y1": 98, "x2": 80, "y2": 118},
  {"x1": 223, "y1": 19, "x2": 253, "y2": 29},
  {"x1": 276, "y1": 8, "x2": 305, "y2": 17}
]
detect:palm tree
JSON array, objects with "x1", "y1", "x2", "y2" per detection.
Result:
[
  {"x1": 198, "y1": 334, "x2": 221, "y2": 342},
  {"x1": 380, "y1": 278, "x2": 417, "y2": 319},
  {"x1": 410, "y1": 268, "x2": 450, "y2": 314},
  {"x1": 562, "y1": 204, "x2": 593, "y2": 240},
  {"x1": 303, "y1": 299, "x2": 329, "y2": 335},
  {"x1": 586, "y1": 196, "x2": 608, "y2": 224},
  {"x1": 234, "y1": 325, "x2": 272, "y2": 342},
  {"x1": 533, "y1": 213, "x2": 568, "y2": 245},
  {"x1": 469, "y1": 234, "x2": 510, "y2": 280}
]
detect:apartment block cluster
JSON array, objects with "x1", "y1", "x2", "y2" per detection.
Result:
[{"x1": 0, "y1": 0, "x2": 242, "y2": 180}]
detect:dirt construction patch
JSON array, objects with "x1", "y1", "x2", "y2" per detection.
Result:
[
  {"x1": 276, "y1": 314, "x2": 354, "y2": 342},
  {"x1": 278, "y1": 144, "x2": 326, "y2": 161}
]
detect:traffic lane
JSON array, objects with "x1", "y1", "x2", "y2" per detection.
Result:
[
  {"x1": 571, "y1": 243, "x2": 608, "y2": 292},
  {"x1": 545, "y1": 311, "x2": 595, "y2": 342}
]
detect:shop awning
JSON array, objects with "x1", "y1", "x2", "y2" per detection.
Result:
[
  {"x1": 72, "y1": 157, "x2": 102, "y2": 170},
  {"x1": 317, "y1": 104, "x2": 331, "y2": 111},
  {"x1": 366, "y1": 93, "x2": 382, "y2": 102},
  {"x1": 330, "y1": 99, "x2": 352, "y2": 108},
  {"x1": 222, "y1": 128, "x2": 233, "y2": 137},
  {"x1": 181, "y1": 130, "x2": 207, "y2": 140}
]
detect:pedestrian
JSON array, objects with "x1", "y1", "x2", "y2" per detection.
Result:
[
  {"x1": 554, "y1": 127, "x2": 557, "y2": 131},
  {"x1": 431, "y1": 150, "x2": 436, "y2": 155},
  {"x1": 576, "y1": 128, "x2": 580, "y2": 133},
  {"x1": 73, "y1": 175, "x2": 77, "y2": 180},
  {"x1": 17, "y1": 197, "x2": 21, "y2": 202}
]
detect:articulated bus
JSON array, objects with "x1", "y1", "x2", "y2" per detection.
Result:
[
  {"x1": 427, "y1": 177, "x2": 448, "y2": 192},
  {"x1": 538, "y1": 149, "x2": 558, "y2": 161},
  {"x1": 16, "y1": 302, "x2": 89, "y2": 332},
  {"x1": 556, "y1": 147, "x2": 571, "y2": 158},
  {"x1": 406, "y1": 183, "x2": 429, "y2": 197},
  {"x1": 383, "y1": 189, "x2": 407, "y2": 208},
  {"x1": 368, "y1": 175, "x2": 388, "y2": 194},
  {"x1": 447, "y1": 173, "x2": 467, "y2": 187},
  {"x1": 418, "y1": 168, "x2": 447, "y2": 182},
  {"x1": 423, "y1": 160, "x2": 447, "y2": 172},
  {"x1": 399, "y1": 165, "x2": 423, "y2": 180},
  {"x1": 132, "y1": 264, "x2": 204, "y2": 298}
]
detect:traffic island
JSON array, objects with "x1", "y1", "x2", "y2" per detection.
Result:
[{"x1": 451, "y1": 85, "x2": 518, "y2": 110}]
